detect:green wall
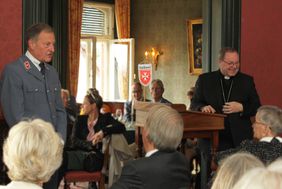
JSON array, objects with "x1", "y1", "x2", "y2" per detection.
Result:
[{"x1": 131, "y1": 0, "x2": 202, "y2": 107}]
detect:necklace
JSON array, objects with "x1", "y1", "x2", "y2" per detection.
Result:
[{"x1": 220, "y1": 79, "x2": 233, "y2": 103}]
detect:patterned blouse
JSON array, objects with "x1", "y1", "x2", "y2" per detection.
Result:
[{"x1": 215, "y1": 137, "x2": 282, "y2": 165}]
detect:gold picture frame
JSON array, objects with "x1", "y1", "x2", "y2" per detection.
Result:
[{"x1": 187, "y1": 18, "x2": 203, "y2": 75}]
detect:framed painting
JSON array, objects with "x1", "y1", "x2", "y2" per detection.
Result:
[{"x1": 187, "y1": 18, "x2": 203, "y2": 75}]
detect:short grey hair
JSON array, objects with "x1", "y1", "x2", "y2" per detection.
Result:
[
  {"x1": 145, "y1": 104, "x2": 183, "y2": 150},
  {"x1": 151, "y1": 79, "x2": 164, "y2": 90},
  {"x1": 3, "y1": 119, "x2": 63, "y2": 183},
  {"x1": 26, "y1": 23, "x2": 54, "y2": 45},
  {"x1": 256, "y1": 105, "x2": 282, "y2": 135}
]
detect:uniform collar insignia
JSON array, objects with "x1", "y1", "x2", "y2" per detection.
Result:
[{"x1": 24, "y1": 61, "x2": 31, "y2": 71}]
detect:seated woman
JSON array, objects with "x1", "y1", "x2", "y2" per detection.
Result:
[
  {"x1": 0, "y1": 119, "x2": 63, "y2": 189},
  {"x1": 67, "y1": 88, "x2": 126, "y2": 172},
  {"x1": 215, "y1": 105, "x2": 282, "y2": 165}
]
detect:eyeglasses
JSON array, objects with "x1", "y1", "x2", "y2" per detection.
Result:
[
  {"x1": 253, "y1": 121, "x2": 269, "y2": 128},
  {"x1": 253, "y1": 121, "x2": 265, "y2": 126},
  {"x1": 222, "y1": 59, "x2": 240, "y2": 66}
]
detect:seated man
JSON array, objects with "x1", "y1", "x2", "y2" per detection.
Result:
[
  {"x1": 110, "y1": 104, "x2": 191, "y2": 189},
  {"x1": 150, "y1": 79, "x2": 172, "y2": 104},
  {"x1": 124, "y1": 82, "x2": 149, "y2": 123}
]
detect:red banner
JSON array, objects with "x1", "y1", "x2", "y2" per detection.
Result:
[{"x1": 138, "y1": 64, "x2": 152, "y2": 86}]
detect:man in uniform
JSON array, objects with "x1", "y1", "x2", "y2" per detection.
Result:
[{"x1": 0, "y1": 23, "x2": 66, "y2": 189}]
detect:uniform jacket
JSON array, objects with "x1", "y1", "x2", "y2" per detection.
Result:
[
  {"x1": 0, "y1": 55, "x2": 67, "y2": 141},
  {"x1": 110, "y1": 150, "x2": 191, "y2": 189},
  {"x1": 190, "y1": 70, "x2": 261, "y2": 146}
]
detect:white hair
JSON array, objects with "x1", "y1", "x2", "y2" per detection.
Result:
[
  {"x1": 3, "y1": 119, "x2": 63, "y2": 183},
  {"x1": 145, "y1": 104, "x2": 183, "y2": 150}
]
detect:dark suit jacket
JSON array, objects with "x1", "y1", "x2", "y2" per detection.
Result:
[
  {"x1": 191, "y1": 70, "x2": 261, "y2": 147},
  {"x1": 67, "y1": 113, "x2": 126, "y2": 171},
  {"x1": 110, "y1": 150, "x2": 191, "y2": 189},
  {"x1": 159, "y1": 97, "x2": 172, "y2": 104},
  {"x1": 0, "y1": 55, "x2": 67, "y2": 141},
  {"x1": 70, "y1": 113, "x2": 126, "y2": 152}
]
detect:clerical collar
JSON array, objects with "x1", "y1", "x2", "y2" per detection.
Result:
[{"x1": 218, "y1": 71, "x2": 234, "y2": 80}]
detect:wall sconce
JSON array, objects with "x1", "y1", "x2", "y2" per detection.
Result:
[{"x1": 144, "y1": 48, "x2": 162, "y2": 70}]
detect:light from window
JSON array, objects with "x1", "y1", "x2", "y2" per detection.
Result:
[
  {"x1": 81, "y1": 6, "x2": 105, "y2": 35},
  {"x1": 76, "y1": 3, "x2": 134, "y2": 103}
]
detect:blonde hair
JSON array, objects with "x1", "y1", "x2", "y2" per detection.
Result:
[
  {"x1": 3, "y1": 119, "x2": 63, "y2": 183},
  {"x1": 211, "y1": 153, "x2": 264, "y2": 189},
  {"x1": 145, "y1": 104, "x2": 183, "y2": 150},
  {"x1": 233, "y1": 167, "x2": 282, "y2": 189},
  {"x1": 267, "y1": 158, "x2": 282, "y2": 173}
]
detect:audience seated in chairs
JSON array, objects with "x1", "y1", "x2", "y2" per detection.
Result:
[
  {"x1": 0, "y1": 119, "x2": 63, "y2": 189},
  {"x1": 233, "y1": 158, "x2": 282, "y2": 189},
  {"x1": 215, "y1": 105, "x2": 282, "y2": 165},
  {"x1": 211, "y1": 152, "x2": 264, "y2": 189},
  {"x1": 65, "y1": 88, "x2": 126, "y2": 189},
  {"x1": 110, "y1": 104, "x2": 191, "y2": 189}
]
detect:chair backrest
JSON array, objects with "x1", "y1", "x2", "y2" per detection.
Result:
[
  {"x1": 103, "y1": 101, "x2": 125, "y2": 114},
  {"x1": 64, "y1": 170, "x2": 105, "y2": 189},
  {"x1": 171, "y1": 103, "x2": 187, "y2": 112},
  {"x1": 101, "y1": 104, "x2": 112, "y2": 114}
]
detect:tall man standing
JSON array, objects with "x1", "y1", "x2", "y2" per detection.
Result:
[
  {"x1": 190, "y1": 47, "x2": 261, "y2": 188},
  {"x1": 0, "y1": 23, "x2": 67, "y2": 189}
]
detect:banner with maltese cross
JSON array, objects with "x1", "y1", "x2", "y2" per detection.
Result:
[{"x1": 138, "y1": 64, "x2": 152, "y2": 87}]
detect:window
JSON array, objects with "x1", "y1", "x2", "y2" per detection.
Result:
[{"x1": 76, "y1": 2, "x2": 134, "y2": 103}]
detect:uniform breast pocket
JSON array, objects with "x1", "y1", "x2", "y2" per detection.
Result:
[
  {"x1": 49, "y1": 84, "x2": 60, "y2": 101},
  {"x1": 24, "y1": 85, "x2": 46, "y2": 105},
  {"x1": 49, "y1": 84, "x2": 60, "y2": 94}
]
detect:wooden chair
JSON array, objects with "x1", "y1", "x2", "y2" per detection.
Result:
[
  {"x1": 64, "y1": 170, "x2": 105, "y2": 189},
  {"x1": 63, "y1": 137, "x2": 110, "y2": 189},
  {"x1": 63, "y1": 135, "x2": 112, "y2": 189},
  {"x1": 103, "y1": 101, "x2": 124, "y2": 114},
  {"x1": 171, "y1": 103, "x2": 187, "y2": 112}
]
